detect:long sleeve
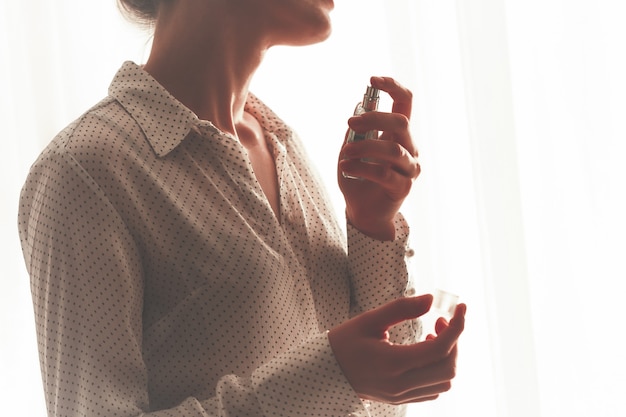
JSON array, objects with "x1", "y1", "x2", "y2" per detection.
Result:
[
  {"x1": 19, "y1": 143, "x2": 150, "y2": 416},
  {"x1": 347, "y1": 214, "x2": 418, "y2": 344},
  {"x1": 347, "y1": 213, "x2": 413, "y2": 312},
  {"x1": 18, "y1": 61, "x2": 412, "y2": 417},
  {"x1": 18, "y1": 143, "x2": 367, "y2": 417}
]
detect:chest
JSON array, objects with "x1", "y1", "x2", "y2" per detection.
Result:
[
  {"x1": 244, "y1": 139, "x2": 280, "y2": 220},
  {"x1": 120, "y1": 131, "x2": 351, "y2": 331}
]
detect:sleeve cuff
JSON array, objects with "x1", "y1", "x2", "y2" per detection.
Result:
[
  {"x1": 347, "y1": 212, "x2": 414, "y2": 313},
  {"x1": 347, "y1": 213, "x2": 420, "y2": 345}
]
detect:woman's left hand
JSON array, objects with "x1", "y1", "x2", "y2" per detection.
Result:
[{"x1": 338, "y1": 76, "x2": 420, "y2": 241}]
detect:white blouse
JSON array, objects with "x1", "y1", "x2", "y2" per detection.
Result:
[{"x1": 18, "y1": 61, "x2": 417, "y2": 417}]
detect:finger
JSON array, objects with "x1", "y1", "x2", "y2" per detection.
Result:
[
  {"x1": 383, "y1": 344, "x2": 458, "y2": 401},
  {"x1": 348, "y1": 112, "x2": 417, "y2": 157},
  {"x1": 431, "y1": 303, "x2": 466, "y2": 349},
  {"x1": 408, "y1": 344, "x2": 458, "y2": 383},
  {"x1": 407, "y1": 393, "x2": 441, "y2": 404},
  {"x1": 370, "y1": 350, "x2": 458, "y2": 404},
  {"x1": 392, "y1": 304, "x2": 465, "y2": 367},
  {"x1": 370, "y1": 76, "x2": 413, "y2": 119},
  {"x1": 360, "y1": 295, "x2": 433, "y2": 336},
  {"x1": 434, "y1": 316, "x2": 449, "y2": 334},
  {"x1": 365, "y1": 383, "x2": 445, "y2": 405},
  {"x1": 390, "y1": 382, "x2": 451, "y2": 405},
  {"x1": 338, "y1": 159, "x2": 418, "y2": 200},
  {"x1": 340, "y1": 139, "x2": 420, "y2": 179}
]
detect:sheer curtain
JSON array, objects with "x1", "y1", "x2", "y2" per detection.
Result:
[{"x1": 2, "y1": 1, "x2": 624, "y2": 417}]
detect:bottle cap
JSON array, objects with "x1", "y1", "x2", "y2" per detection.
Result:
[
  {"x1": 432, "y1": 288, "x2": 459, "y2": 318},
  {"x1": 365, "y1": 86, "x2": 380, "y2": 100}
]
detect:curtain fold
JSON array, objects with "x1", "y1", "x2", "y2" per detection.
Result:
[
  {"x1": 2, "y1": 1, "x2": 624, "y2": 416},
  {"x1": 455, "y1": 0, "x2": 540, "y2": 415},
  {"x1": 504, "y1": 1, "x2": 626, "y2": 415}
]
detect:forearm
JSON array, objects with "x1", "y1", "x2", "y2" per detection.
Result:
[{"x1": 346, "y1": 212, "x2": 419, "y2": 344}]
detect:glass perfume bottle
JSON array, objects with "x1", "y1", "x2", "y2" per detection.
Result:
[
  {"x1": 420, "y1": 289, "x2": 459, "y2": 341},
  {"x1": 343, "y1": 86, "x2": 381, "y2": 180},
  {"x1": 347, "y1": 85, "x2": 380, "y2": 143}
]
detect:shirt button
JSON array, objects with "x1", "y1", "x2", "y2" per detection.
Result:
[{"x1": 405, "y1": 248, "x2": 415, "y2": 258}]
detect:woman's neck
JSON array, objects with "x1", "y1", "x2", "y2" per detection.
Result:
[{"x1": 143, "y1": 2, "x2": 269, "y2": 137}]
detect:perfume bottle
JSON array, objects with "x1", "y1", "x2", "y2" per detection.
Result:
[
  {"x1": 347, "y1": 85, "x2": 380, "y2": 143},
  {"x1": 343, "y1": 86, "x2": 381, "y2": 180},
  {"x1": 420, "y1": 289, "x2": 459, "y2": 341}
]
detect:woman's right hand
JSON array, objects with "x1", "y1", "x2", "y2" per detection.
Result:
[{"x1": 328, "y1": 295, "x2": 466, "y2": 404}]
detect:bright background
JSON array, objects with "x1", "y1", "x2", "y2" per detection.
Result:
[{"x1": 1, "y1": 1, "x2": 625, "y2": 416}]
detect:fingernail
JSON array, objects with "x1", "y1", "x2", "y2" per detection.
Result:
[{"x1": 349, "y1": 116, "x2": 365, "y2": 124}]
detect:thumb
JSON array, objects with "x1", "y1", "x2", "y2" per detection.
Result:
[{"x1": 362, "y1": 295, "x2": 433, "y2": 335}]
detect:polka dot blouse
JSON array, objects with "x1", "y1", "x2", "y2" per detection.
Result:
[{"x1": 18, "y1": 61, "x2": 417, "y2": 417}]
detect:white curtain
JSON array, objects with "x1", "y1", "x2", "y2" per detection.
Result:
[{"x1": 2, "y1": 1, "x2": 624, "y2": 416}]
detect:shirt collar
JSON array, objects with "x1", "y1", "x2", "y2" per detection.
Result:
[
  {"x1": 108, "y1": 61, "x2": 202, "y2": 157},
  {"x1": 108, "y1": 61, "x2": 291, "y2": 157}
]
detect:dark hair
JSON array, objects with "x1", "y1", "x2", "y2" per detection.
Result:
[{"x1": 117, "y1": 0, "x2": 161, "y2": 26}]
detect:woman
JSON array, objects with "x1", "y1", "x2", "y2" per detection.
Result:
[{"x1": 18, "y1": 0, "x2": 466, "y2": 416}]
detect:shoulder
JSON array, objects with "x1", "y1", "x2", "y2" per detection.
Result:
[
  {"x1": 64, "y1": 96, "x2": 146, "y2": 158},
  {"x1": 19, "y1": 95, "x2": 148, "y2": 221}
]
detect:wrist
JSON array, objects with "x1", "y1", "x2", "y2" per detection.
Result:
[{"x1": 346, "y1": 212, "x2": 396, "y2": 241}]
